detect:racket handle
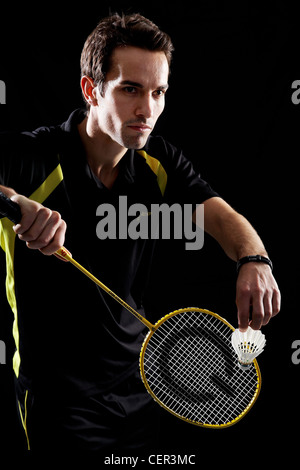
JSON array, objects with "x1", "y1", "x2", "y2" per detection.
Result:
[
  {"x1": 0, "y1": 191, "x2": 22, "y2": 224},
  {"x1": 55, "y1": 247, "x2": 73, "y2": 261}
]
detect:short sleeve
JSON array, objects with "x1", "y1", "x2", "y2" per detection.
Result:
[{"x1": 144, "y1": 136, "x2": 219, "y2": 205}]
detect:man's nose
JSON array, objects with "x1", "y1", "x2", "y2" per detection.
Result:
[{"x1": 135, "y1": 94, "x2": 153, "y2": 119}]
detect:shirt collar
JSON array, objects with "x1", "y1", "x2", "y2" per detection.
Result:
[{"x1": 60, "y1": 109, "x2": 146, "y2": 187}]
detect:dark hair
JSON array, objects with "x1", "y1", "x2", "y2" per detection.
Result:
[{"x1": 80, "y1": 13, "x2": 174, "y2": 102}]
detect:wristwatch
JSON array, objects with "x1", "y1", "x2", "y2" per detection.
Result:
[{"x1": 236, "y1": 255, "x2": 273, "y2": 273}]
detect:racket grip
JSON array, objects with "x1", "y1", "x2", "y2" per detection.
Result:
[{"x1": 0, "y1": 191, "x2": 22, "y2": 224}]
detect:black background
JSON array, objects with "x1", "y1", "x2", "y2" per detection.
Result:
[{"x1": 0, "y1": 0, "x2": 299, "y2": 463}]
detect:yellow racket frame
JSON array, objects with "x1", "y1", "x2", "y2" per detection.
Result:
[{"x1": 139, "y1": 307, "x2": 262, "y2": 428}]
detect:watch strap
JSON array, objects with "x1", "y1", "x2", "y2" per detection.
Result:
[{"x1": 236, "y1": 255, "x2": 273, "y2": 273}]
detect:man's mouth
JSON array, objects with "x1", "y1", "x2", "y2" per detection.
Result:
[{"x1": 127, "y1": 123, "x2": 152, "y2": 132}]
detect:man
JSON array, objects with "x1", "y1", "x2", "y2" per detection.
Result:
[{"x1": 0, "y1": 13, "x2": 280, "y2": 453}]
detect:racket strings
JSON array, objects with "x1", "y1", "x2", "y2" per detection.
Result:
[
  {"x1": 142, "y1": 310, "x2": 259, "y2": 426},
  {"x1": 145, "y1": 338, "x2": 255, "y2": 424},
  {"x1": 148, "y1": 331, "x2": 237, "y2": 420}
]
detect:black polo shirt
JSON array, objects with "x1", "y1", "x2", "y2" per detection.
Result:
[{"x1": 0, "y1": 109, "x2": 218, "y2": 396}]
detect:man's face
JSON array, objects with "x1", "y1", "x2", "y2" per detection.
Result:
[{"x1": 93, "y1": 46, "x2": 169, "y2": 149}]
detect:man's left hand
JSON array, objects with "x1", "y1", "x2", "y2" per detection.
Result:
[{"x1": 236, "y1": 263, "x2": 281, "y2": 331}]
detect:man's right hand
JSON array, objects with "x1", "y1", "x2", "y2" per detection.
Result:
[{"x1": 9, "y1": 193, "x2": 66, "y2": 256}]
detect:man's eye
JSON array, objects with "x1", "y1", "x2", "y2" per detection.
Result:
[
  {"x1": 153, "y1": 89, "x2": 165, "y2": 97},
  {"x1": 124, "y1": 86, "x2": 137, "y2": 93}
]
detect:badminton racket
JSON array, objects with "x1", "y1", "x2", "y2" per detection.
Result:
[{"x1": 0, "y1": 192, "x2": 261, "y2": 427}]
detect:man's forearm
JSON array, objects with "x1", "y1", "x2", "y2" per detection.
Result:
[{"x1": 198, "y1": 197, "x2": 268, "y2": 262}]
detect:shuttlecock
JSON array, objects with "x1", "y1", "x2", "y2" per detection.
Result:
[{"x1": 231, "y1": 327, "x2": 266, "y2": 368}]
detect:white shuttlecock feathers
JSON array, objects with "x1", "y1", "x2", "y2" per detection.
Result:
[{"x1": 231, "y1": 327, "x2": 266, "y2": 368}]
